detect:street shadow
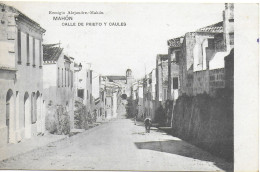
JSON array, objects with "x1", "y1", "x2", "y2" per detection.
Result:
[{"x1": 134, "y1": 140, "x2": 233, "y2": 172}]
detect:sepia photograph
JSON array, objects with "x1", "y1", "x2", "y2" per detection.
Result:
[{"x1": 0, "y1": 1, "x2": 258, "y2": 171}]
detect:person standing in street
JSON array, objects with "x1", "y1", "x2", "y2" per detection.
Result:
[
  {"x1": 144, "y1": 118, "x2": 152, "y2": 133},
  {"x1": 134, "y1": 113, "x2": 137, "y2": 125}
]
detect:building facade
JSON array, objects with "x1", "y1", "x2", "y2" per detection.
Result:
[
  {"x1": 167, "y1": 37, "x2": 182, "y2": 101},
  {"x1": 125, "y1": 69, "x2": 134, "y2": 97},
  {"x1": 43, "y1": 44, "x2": 75, "y2": 130},
  {"x1": 176, "y1": 3, "x2": 234, "y2": 97},
  {"x1": 75, "y1": 63, "x2": 93, "y2": 113},
  {"x1": 155, "y1": 54, "x2": 169, "y2": 106},
  {"x1": 0, "y1": 3, "x2": 45, "y2": 147}
]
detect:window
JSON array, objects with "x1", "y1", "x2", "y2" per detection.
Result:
[
  {"x1": 33, "y1": 38, "x2": 35, "y2": 67},
  {"x1": 39, "y1": 41, "x2": 42, "y2": 68},
  {"x1": 173, "y1": 77, "x2": 178, "y2": 89},
  {"x1": 58, "y1": 68, "x2": 60, "y2": 87},
  {"x1": 26, "y1": 33, "x2": 30, "y2": 65},
  {"x1": 208, "y1": 39, "x2": 215, "y2": 48},
  {"x1": 202, "y1": 39, "x2": 208, "y2": 70},
  {"x1": 67, "y1": 70, "x2": 69, "y2": 87},
  {"x1": 71, "y1": 71, "x2": 73, "y2": 87},
  {"x1": 77, "y1": 89, "x2": 84, "y2": 99},
  {"x1": 68, "y1": 70, "x2": 70, "y2": 87},
  {"x1": 175, "y1": 51, "x2": 181, "y2": 63},
  {"x1": 163, "y1": 89, "x2": 167, "y2": 101},
  {"x1": 90, "y1": 71, "x2": 92, "y2": 84},
  {"x1": 66, "y1": 69, "x2": 68, "y2": 87},
  {"x1": 17, "y1": 29, "x2": 21, "y2": 64},
  {"x1": 87, "y1": 90, "x2": 89, "y2": 99},
  {"x1": 65, "y1": 68, "x2": 66, "y2": 87},
  {"x1": 62, "y1": 68, "x2": 63, "y2": 87},
  {"x1": 87, "y1": 72, "x2": 88, "y2": 78}
]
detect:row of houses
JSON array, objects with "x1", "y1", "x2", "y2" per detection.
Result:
[
  {"x1": 96, "y1": 69, "x2": 135, "y2": 119},
  {"x1": 0, "y1": 3, "x2": 104, "y2": 147},
  {"x1": 131, "y1": 3, "x2": 234, "y2": 125}
]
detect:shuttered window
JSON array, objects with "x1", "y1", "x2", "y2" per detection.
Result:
[
  {"x1": 26, "y1": 33, "x2": 30, "y2": 65},
  {"x1": 33, "y1": 38, "x2": 35, "y2": 67},
  {"x1": 173, "y1": 77, "x2": 178, "y2": 89},
  {"x1": 17, "y1": 29, "x2": 21, "y2": 64}
]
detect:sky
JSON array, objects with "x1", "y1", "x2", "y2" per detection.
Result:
[{"x1": 4, "y1": 2, "x2": 224, "y2": 79}]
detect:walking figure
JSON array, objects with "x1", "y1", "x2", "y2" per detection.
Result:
[
  {"x1": 134, "y1": 113, "x2": 137, "y2": 125},
  {"x1": 144, "y1": 118, "x2": 152, "y2": 133}
]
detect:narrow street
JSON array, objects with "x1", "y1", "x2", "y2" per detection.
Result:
[{"x1": 0, "y1": 108, "x2": 232, "y2": 171}]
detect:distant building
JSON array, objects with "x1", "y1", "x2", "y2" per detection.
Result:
[
  {"x1": 136, "y1": 81, "x2": 144, "y2": 119},
  {"x1": 98, "y1": 69, "x2": 134, "y2": 119},
  {"x1": 99, "y1": 76, "x2": 121, "y2": 120},
  {"x1": 42, "y1": 44, "x2": 75, "y2": 130},
  {"x1": 147, "y1": 70, "x2": 156, "y2": 120},
  {"x1": 0, "y1": 3, "x2": 45, "y2": 146},
  {"x1": 167, "y1": 37, "x2": 182, "y2": 101},
  {"x1": 125, "y1": 69, "x2": 134, "y2": 97},
  {"x1": 74, "y1": 63, "x2": 93, "y2": 113},
  {"x1": 106, "y1": 75, "x2": 126, "y2": 95},
  {"x1": 156, "y1": 54, "x2": 169, "y2": 106}
]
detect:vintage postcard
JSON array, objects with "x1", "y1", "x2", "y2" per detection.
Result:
[{"x1": 0, "y1": 1, "x2": 258, "y2": 172}]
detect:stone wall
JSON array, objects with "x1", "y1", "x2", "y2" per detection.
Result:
[
  {"x1": 171, "y1": 92, "x2": 233, "y2": 161},
  {"x1": 224, "y1": 49, "x2": 234, "y2": 89},
  {"x1": 193, "y1": 70, "x2": 210, "y2": 95},
  {"x1": 209, "y1": 68, "x2": 225, "y2": 95},
  {"x1": 0, "y1": 4, "x2": 45, "y2": 146}
]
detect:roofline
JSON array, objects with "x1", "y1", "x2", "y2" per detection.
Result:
[
  {"x1": 43, "y1": 45, "x2": 63, "y2": 62},
  {"x1": 1, "y1": 3, "x2": 46, "y2": 33}
]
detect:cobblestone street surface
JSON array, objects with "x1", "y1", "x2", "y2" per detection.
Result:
[{"x1": 0, "y1": 112, "x2": 232, "y2": 171}]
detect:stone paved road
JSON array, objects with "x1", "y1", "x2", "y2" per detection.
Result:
[{"x1": 0, "y1": 116, "x2": 232, "y2": 171}]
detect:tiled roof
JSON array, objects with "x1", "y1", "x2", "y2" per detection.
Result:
[
  {"x1": 43, "y1": 44, "x2": 63, "y2": 62},
  {"x1": 196, "y1": 22, "x2": 223, "y2": 33},
  {"x1": 106, "y1": 76, "x2": 126, "y2": 81},
  {"x1": 64, "y1": 55, "x2": 71, "y2": 62},
  {"x1": 168, "y1": 36, "x2": 184, "y2": 47}
]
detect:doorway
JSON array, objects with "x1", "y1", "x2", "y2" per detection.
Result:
[{"x1": 6, "y1": 89, "x2": 14, "y2": 143}]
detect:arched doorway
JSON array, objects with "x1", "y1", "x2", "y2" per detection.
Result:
[
  {"x1": 36, "y1": 91, "x2": 41, "y2": 133},
  {"x1": 31, "y1": 92, "x2": 36, "y2": 124},
  {"x1": 15, "y1": 91, "x2": 19, "y2": 134},
  {"x1": 24, "y1": 92, "x2": 31, "y2": 139},
  {"x1": 42, "y1": 99, "x2": 45, "y2": 133},
  {"x1": 6, "y1": 89, "x2": 14, "y2": 143}
]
